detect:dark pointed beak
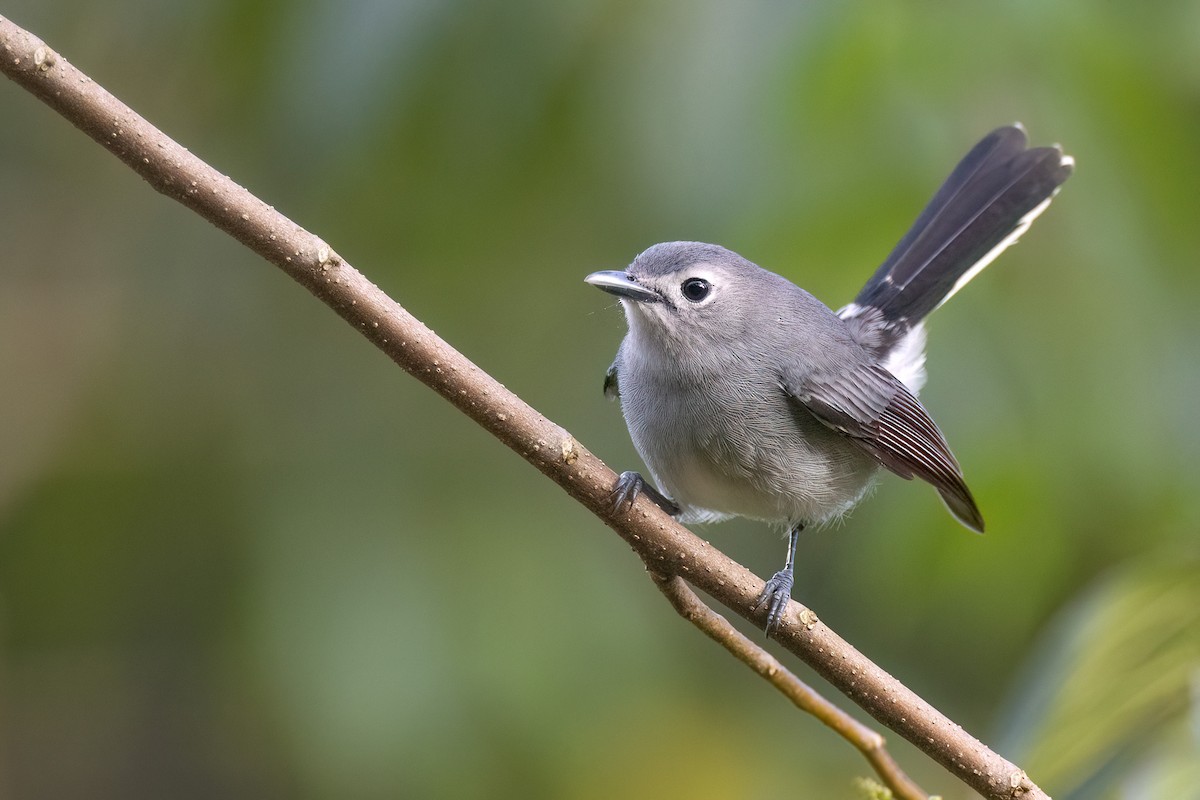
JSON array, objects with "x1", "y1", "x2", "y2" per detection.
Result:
[{"x1": 584, "y1": 270, "x2": 660, "y2": 303}]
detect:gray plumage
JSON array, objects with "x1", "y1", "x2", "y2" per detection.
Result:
[
  {"x1": 619, "y1": 245, "x2": 869, "y2": 516},
  {"x1": 586, "y1": 125, "x2": 1073, "y2": 631}
]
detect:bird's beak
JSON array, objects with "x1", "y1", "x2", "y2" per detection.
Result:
[{"x1": 584, "y1": 270, "x2": 660, "y2": 303}]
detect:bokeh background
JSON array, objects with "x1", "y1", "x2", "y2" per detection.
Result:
[{"x1": 2, "y1": 2, "x2": 1198, "y2": 798}]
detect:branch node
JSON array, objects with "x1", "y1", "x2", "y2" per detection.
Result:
[{"x1": 33, "y1": 45, "x2": 55, "y2": 70}]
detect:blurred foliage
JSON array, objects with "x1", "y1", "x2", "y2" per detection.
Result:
[
  {"x1": 997, "y1": 557, "x2": 1200, "y2": 799},
  {"x1": 1, "y1": 1, "x2": 1198, "y2": 799}
]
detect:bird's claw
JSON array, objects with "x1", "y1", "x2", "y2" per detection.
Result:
[
  {"x1": 610, "y1": 471, "x2": 680, "y2": 516},
  {"x1": 754, "y1": 567, "x2": 795, "y2": 636}
]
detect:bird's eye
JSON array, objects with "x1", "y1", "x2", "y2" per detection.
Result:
[{"x1": 681, "y1": 277, "x2": 712, "y2": 302}]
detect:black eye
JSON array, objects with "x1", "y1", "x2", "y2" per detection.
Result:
[{"x1": 681, "y1": 277, "x2": 711, "y2": 302}]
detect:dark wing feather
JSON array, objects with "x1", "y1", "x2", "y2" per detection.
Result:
[
  {"x1": 788, "y1": 364, "x2": 984, "y2": 532},
  {"x1": 603, "y1": 361, "x2": 619, "y2": 400}
]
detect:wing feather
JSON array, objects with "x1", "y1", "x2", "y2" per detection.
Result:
[{"x1": 788, "y1": 364, "x2": 984, "y2": 532}]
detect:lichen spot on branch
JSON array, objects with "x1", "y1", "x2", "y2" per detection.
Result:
[{"x1": 34, "y1": 46, "x2": 56, "y2": 71}]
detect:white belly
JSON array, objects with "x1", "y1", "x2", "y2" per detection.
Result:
[{"x1": 620, "y1": 368, "x2": 878, "y2": 527}]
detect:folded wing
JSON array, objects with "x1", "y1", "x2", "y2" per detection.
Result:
[{"x1": 784, "y1": 363, "x2": 985, "y2": 532}]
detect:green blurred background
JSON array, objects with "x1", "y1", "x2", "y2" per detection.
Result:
[{"x1": 2, "y1": 2, "x2": 1197, "y2": 798}]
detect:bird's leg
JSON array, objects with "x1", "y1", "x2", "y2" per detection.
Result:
[
  {"x1": 755, "y1": 523, "x2": 804, "y2": 636},
  {"x1": 610, "y1": 471, "x2": 681, "y2": 516}
]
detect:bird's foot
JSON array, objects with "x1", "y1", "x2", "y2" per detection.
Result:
[
  {"x1": 754, "y1": 566, "x2": 794, "y2": 636},
  {"x1": 610, "y1": 471, "x2": 681, "y2": 516}
]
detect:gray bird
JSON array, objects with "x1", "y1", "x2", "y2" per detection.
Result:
[{"x1": 585, "y1": 125, "x2": 1073, "y2": 634}]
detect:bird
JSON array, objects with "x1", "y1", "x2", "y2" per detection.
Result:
[{"x1": 585, "y1": 124, "x2": 1073, "y2": 634}]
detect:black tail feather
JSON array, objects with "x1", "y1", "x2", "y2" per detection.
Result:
[{"x1": 852, "y1": 124, "x2": 1073, "y2": 326}]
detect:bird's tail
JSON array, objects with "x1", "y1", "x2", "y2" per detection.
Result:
[{"x1": 845, "y1": 124, "x2": 1073, "y2": 334}]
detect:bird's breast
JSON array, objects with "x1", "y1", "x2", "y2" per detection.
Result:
[{"x1": 616, "y1": 350, "x2": 877, "y2": 526}]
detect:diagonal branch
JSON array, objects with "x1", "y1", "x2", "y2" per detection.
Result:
[
  {"x1": 648, "y1": 572, "x2": 928, "y2": 800},
  {"x1": 0, "y1": 15, "x2": 1047, "y2": 800}
]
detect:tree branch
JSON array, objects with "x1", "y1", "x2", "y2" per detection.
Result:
[
  {"x1": 0, "y1": 15, "x2": 1047, "y2": 800},
  {"x1": 648, "y1": 572, "x2": 928, "y2": 800}
]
